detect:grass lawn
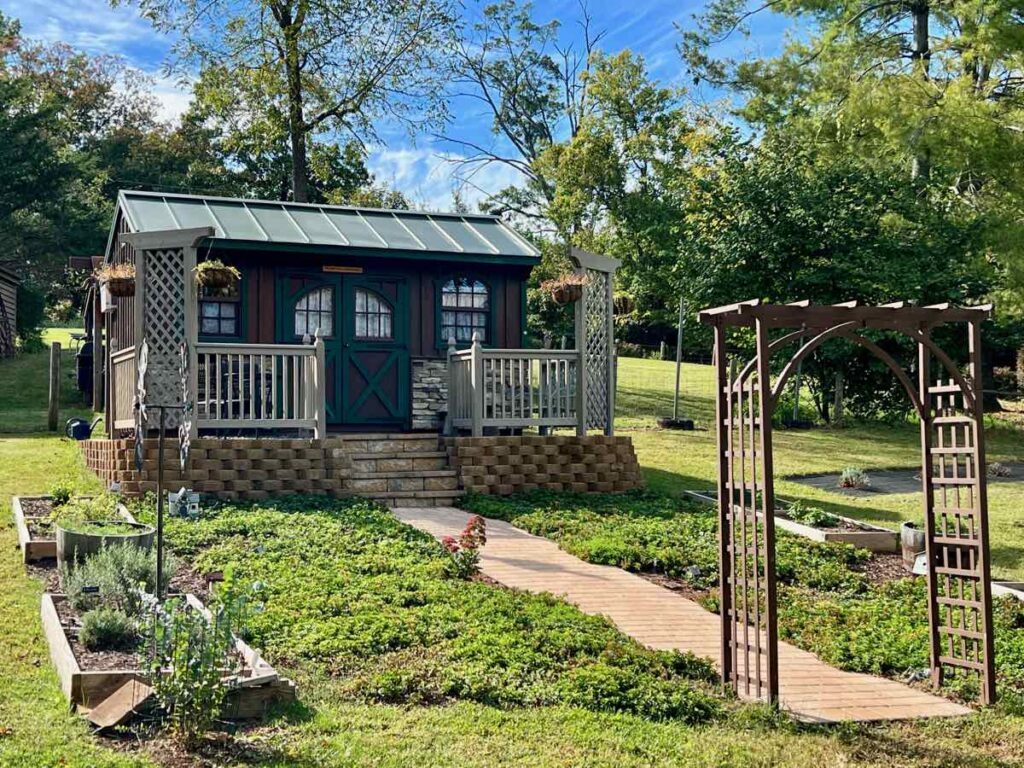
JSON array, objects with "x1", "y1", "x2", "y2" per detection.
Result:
[
  {"x1": 0, "y1": 328, "x2": 97, "y2": 434},
  {"x1": 616, "y1": 356, "x2": 1024, "y2": 581},
  {"x1": 3, "y1": 348, "x2": 1024, "y2": 765}
]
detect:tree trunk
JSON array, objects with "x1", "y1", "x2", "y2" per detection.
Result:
[
  {"x1": 284, "y1": 23, "x2": 309, "y2": 202},
  {"x1": 910, "y1": 3, "x2": 931, "y2": 181}
]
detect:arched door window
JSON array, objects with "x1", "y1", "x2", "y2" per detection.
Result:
[
  {"x1": 294, "y1": 286, "x2": 334, "y2": 337},
  {"x1": 441, "y1": 278, "x2": 489, "y2": 343},
  {"x1": 354, "y1": 288, "x2": 393, "y2": 340}
]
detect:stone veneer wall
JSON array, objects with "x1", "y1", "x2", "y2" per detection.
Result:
[
  {"x1": 445, "y1": 435, "x2": 643, "y2": 495},
  {"x1": 410, "y1": 357, "x2": 448, "y2": 430}
]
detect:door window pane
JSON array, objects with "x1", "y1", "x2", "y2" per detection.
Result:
[
  {"x1": 354, "y1": 288, "x2": 393, "y2": 340},
  {"x1": 294, "y1": 286, "x2": 334, "y2": 338}
]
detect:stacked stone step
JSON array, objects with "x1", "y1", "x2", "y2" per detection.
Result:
[
  {"x1": 79, "y1": 434, "x2": 462, "y2": 507},
  {"x1": 331, "y1": 433, "x2": 462, "y2": 508}
]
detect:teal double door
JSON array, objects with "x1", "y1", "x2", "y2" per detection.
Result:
[{"x1": 276, "y1": 270, "x2": 409, "y2": 429}]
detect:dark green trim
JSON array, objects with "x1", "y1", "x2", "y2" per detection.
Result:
[
  {"x1": 520, "y1": 279, "x2": 529, "y2": 346},
  {"x1": 198, "y1": 269, "x2": 247, "y2": 343},
  {"x1": 433, "y1": 273, "x2": 495, "y2": 352},
  {"x1": 208, "y1": 238, "x2": 541, "y2": 266}
]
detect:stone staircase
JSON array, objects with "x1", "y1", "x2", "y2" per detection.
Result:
[{"x1": 330, "y1": 433, "x2": 462, "y2": 508}]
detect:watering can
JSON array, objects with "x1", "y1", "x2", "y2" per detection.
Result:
[{"x1": 65, "y1": 416, "x2": 104, "y2": 441}]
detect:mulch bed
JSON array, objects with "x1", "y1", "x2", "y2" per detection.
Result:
[
  {"x1": 854, "y1": 552, "x2": 911, "y2": 586},
  {"x1": 776, "y1": 510, "x2": 864, "y2": 533},
  {"x1": 54, "y1": 596, "x2": 140, "y2": 671},
  {"x1": 20, "y1": 497, "x2": 54, "y2": 516}
]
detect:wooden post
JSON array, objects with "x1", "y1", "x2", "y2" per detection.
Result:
[
  {"x1": 969, "y1": 320, "x2": 998, "y2": 704},
  {"x1": 312, "y1": 330, "x2": 327, "y2": 439},
  {"x1": 48, "y1": 342, "x2": 61, "y2": 431},
  {"x1": 470, "y1": 332, "x2": 484, "y2": 437},
  {"x1": 91, "y1": 290, "x2": 103, "y2": 413},
  {"x1": 917, "y1": 330, "x2": 943, "y2": 689},
  {"x1": 754, "y1": 318, "x2": 779, "y2": 704},
  {"x1": 673, "y1": 298, "x2": 684, "y2": 421},
  {"x1": 712, "y1": 322, "x2": 732, "y2": 691},
  {"x1": 445, "y1": 336, "x2": 457, "y2": 436}
]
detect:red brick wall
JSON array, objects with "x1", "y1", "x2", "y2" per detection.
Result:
[{"x1": 445, "y1": 435, "x2": 643, "y2": 495}]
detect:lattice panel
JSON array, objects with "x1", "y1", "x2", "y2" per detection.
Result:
[
  {"x1": 926, "y1": 377, "x2": 994, "y2": 697},
  {"x1": 720, "y1": 364, "x2": 777, "y2": 702},
  {"x1": 141, "y1": 247, "x2": 187, "y2": 430},
  {"x1": 582, "y1": 268, "x2": 611, "y2": 431}
]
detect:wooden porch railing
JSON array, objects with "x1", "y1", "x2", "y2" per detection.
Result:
[
  {"x1": 447, "y1": 334, "x2": 581, "y2": 436},
  {"x1": 195, "y1": 339, "x2": 326, "y2": 437},
  {"x1": 110, "y1": 345, "x2": 137, "y2": 431}
]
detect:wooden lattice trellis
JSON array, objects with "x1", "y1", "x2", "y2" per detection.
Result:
[
  {"x1": 700, "y1": 300, "x2": 996, "y2": 706},
  {"x1": 571, "y1": 248, "x2": 619, "y2": 436},
  {"x1": 121, "y1": 227, "x2": 211, "y2": 435}
]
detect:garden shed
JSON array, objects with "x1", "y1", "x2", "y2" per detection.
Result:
[{"x1": 80, "y1": 190, "x2": 642, "y2": 505}]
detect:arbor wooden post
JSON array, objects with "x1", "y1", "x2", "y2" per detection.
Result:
[
  {"x1": 48, "y1": 342, "x2": 61, "y2": 431},
  {"x1": 470, "y1": 332, "x2": 484, "y2": 437}
]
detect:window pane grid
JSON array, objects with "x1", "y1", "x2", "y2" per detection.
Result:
[
  {"x1": 441, "y1": 277, "x2": 488, "y2": 343},
  {"x1": 294, "y1": 286, "x2": 334, "y2": 337},
  {"x1": 354, "y1": 288, "x2": 393, "y2": 340},
  {"x1": 199, "y1": 300, "x2": 239, "y2": 337}
]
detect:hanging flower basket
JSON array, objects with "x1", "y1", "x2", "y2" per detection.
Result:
[
  {"x1": 194, "y1": 260, "x2": 241, "y2": 295},
  {"x1": 541, "y1": 273, "x2": 588, "y2": 306},
  {"x1": 95, "y1": 263, "x2": 136, "y2": 298}
]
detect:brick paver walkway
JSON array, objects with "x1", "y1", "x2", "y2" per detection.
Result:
[{"x1": 394, "y1": 506, "x2": 971, "y2": 723}]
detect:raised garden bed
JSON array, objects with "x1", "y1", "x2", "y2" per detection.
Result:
[
  {"x1": 11, "y1": 496, "x2": 140, "y2": 564},
  {"x1": 684, "y1": 490, "x2": 898, "y2": 553},
  {"x1": 41, "y1": 591, "x2": 294, "y2": 717}
]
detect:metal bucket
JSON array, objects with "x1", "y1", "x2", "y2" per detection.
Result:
[{"x1": 900, "y1": 522, "x2": 926, "y2": 573}]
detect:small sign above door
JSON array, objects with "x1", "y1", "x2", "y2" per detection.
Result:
[{"x1": 323, "y1": 265, "x2": 364, "y2": 274}]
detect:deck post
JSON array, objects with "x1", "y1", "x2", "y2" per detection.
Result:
[
  {"x1": 313, "y1": 330, "x2": 327, "y2": 439},
  {"x1": 445, "y1": 336, "x2": 457, "y2": 436},
  {"x1": 470, "y1": 332, "x2": 484, "y2": 437}
]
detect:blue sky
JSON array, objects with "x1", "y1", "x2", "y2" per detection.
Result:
[{"x1": 6, "y1": 0, "x2": 789, "y2": 209}]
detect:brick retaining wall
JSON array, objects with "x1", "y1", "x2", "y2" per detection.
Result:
[
  {"x1": 81, "y1": 433, "x2": 644, "y2": 501},
  {"x1": 444, "y1": 435, "x2": 643, "y2": 495}
]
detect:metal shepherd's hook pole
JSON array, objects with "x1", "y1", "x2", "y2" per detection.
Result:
[{"x1": 156, "y1": 405, "x2": 166, "y2": 601}]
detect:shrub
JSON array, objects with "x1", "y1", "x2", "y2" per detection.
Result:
[
  {"x1": 139, "y1": 593, "x2": 240, "y2": 747},
  {"x1": 62, "y1": 542, "x2": 174, "y2": 617},
  {"x1": 79, "y1": 607, "x2": 136, "y2": 651},
  {"x1": 15, "y1": 282, "x2": 45, "y2": 352},
  {"x1": 838, "y1": 466, "x2": 870, "y2": 489},
  {"x1": 51, "y1": 493, "x2": 121, "y2": 527},
  {"x1": 784, "y1": 500, "x2": 839, "y2": 529}
]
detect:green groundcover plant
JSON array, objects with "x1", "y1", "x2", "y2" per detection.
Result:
[
  {"x1": 158, "y1": 496, "x2": 723, "y2": 723},
  {"x1": 462, "y1": 490, "x2": 1024, "y2": 709}
]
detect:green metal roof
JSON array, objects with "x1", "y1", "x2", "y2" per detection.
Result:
[{"x1": 115, "y1": 190, "x2": 540, "y2": 262}]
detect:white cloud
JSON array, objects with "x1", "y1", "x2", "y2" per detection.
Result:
[
  {"x1": 367, "y1": 145, "x2": 526, "y2": 213},
  {"x1": 149, "y1": 74, "x2": 193, "y2": 124}
]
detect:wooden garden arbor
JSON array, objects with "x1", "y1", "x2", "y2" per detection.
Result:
[{"x1": 699, "y1": 299, "x2": 997, "y2": 706}]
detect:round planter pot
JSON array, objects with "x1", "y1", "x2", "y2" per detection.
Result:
[
  {"x1": 56, "y1": 521, "x2": 155, "y2": 567},
  {"x1": 103, "y1": 277, "x2": 135, "y2": 298},
  {"x1": 900, "y1": 521, "x2": 926, "y2": 573}
]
